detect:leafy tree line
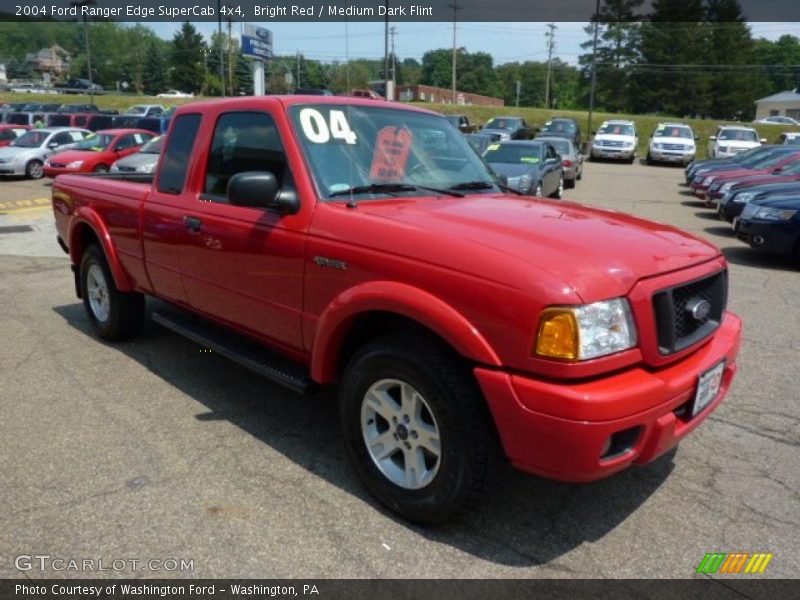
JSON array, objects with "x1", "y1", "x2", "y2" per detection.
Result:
[
  {"x1": 580, "y1": 0, "x2": 800, "y2": 119},
  {"x1": 0, "y1": 14, "x2": 798, "y2": 117}
]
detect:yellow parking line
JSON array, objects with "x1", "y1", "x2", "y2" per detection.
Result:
[{"x1": 0, "y1": 197, "x2": 51, "y2": 213}]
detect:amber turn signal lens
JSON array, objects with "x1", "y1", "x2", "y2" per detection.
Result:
[{"x1": 535, "y1": 309, "x2": 579, "y2": 360}]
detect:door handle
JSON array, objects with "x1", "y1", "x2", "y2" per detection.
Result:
[{"x1": 183, "y1": 216, "x2": 202, "y2": 233}]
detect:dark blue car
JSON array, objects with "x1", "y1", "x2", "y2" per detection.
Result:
[
  {"x1": 719, "y1": 181, "x2": 800, "y2": 223},
  {"x1": 735, "y1": 193, "x2": 800, "y2": 262}
]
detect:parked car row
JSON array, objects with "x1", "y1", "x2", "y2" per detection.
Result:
[
  {"x1": 0, "y1": 102, "x2": 177, "y2": 135},
  {"x1": 0, "y1": 126, "x2": 158, "y2": 179},
  {"x1": 459, "y1": 115, "x2": 586, "y2": 196},
  {"x1": 683, "y1": 145, "x2": 800, "y2": 266}
]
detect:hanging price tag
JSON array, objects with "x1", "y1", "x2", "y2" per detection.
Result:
[{"x1": 369, "y1": 126, "x2": 413, "y2": 182}]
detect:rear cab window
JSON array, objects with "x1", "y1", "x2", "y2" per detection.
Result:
[{"x1": 156, "y1": 114, "x2": 202, "y2": 194}]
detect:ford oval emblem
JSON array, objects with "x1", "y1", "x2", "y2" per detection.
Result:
[{"x1": 688, "y1": 299, "x2": 711, "y2": 322}]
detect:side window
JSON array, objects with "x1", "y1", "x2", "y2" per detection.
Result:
[
  {"x1": 156, "y1": 113, "x2": 202, "y2": 195},
  {"x1": 51, "y1": 132, "x2": 73, "y2": 146},
  {"x1": 114, "y1": 134, "x2": 134, "y2": 151},
  {"x1": 203, "y1": 111, "x2": 287, "y2": 199}
]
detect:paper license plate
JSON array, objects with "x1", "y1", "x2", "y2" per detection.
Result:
[{"x1": 692, "y1": 361, "x2": 725, "y2": 417}]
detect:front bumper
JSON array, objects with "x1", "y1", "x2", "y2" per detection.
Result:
[
  {"x1": 718, "y1": 199, "x2": 746, "y2": 222},
  {"x1": 650, "y1": 149, "x2": 695, "y2": 164},
  {"x1": 591, "y1": 146, "x2": 635, "y2": 160},
  {"x1": 736, "y1": 218, "x2": 800, "y2": 255},
  {"x1": 475, "y1": 312, "x2": 742, "y2": 482},
  {"x1": 0, "y1": 162, "x2": 24, "y2": 175}
]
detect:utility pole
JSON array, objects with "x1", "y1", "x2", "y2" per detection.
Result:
[
  {"x1": 449, "y1": 2, "x2": 460, "y2": 104},
  {"x1": 390, "y1": 26, "x2": 397, "y2": 94},
  {"x1": 545, "y1": 23, "x2": 557, "y2": 109},
  {"x1": 69, "y1": 0, "x2": 95, "y2": 104},
  {"x1": 384, "y1": 1, "x2": 389, "y2": 100},
  {"x1": 588, "y1": 0, "x2": 601, "y2": 137},
  {"x1": 296, "y1": 51, "x2": 300, "y2": 89},
  {"x1": 227, "y1": 16, "x2": 233, "y2": 94},
  {"x1": 217, "y1": 0, "x2": 225, "y2": 96}
]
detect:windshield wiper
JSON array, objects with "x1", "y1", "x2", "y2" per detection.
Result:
[
  {"x1": 449, "y1": 180, "x2": 523, "y2": 196},
  {"x1": 329, "y1": 182, "x2": 464, "y2": 199}
]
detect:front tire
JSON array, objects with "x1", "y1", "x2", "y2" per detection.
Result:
[
  {"x1": 339, "y1": 335, "x2": 493, "y2": 524},
  {"x1": 80, "y1": 245, "x2": 144, "y2": 341},
  {"x1": 94, "y1": 164, "x2": 109, "y2": 173}
]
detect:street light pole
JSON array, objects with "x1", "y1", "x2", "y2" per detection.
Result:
[{"x1": 217, "y1": 0, "x2": 225, "y2": 96}]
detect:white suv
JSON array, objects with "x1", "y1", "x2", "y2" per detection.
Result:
[
  {"x1": 647, "y1": 122, "x2": 697, "y2": 166},
  {"x1": 709, "y1": 126, "x2": 764, "y2": 159},
  {"x1": 590, "y1": 119, "x2": 638, "y2": 163}
]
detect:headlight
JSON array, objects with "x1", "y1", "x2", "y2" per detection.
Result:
[
  {"x1": 535, "y1": 298, "x2": 637, "y2": 361},
  {"x1": 624, "y1": 142, "x2": 635, "y2": 149},
  {"x1": 720, "y1": 182, "x2": 735, "y2": 193},
  {"x1": 66, "y1": 160, "x2": 83, "y2": 168},
  {"x1": 703, "y1": 176, "x2": 715, "y2": 185},
  {"x1": 733, "y1": 192, "x2": 755, "y2": 203},
  {"x1": 717, "y1": 145, "x2": 729, "y2": 153},
  {"x1": 518, "y1": 174, "x2": 532, "y2": 191},
  {"x1": 110, "y1": 164, "x2": 119, "y2": 172},
  {"x1": 136, "y1": 162, "x2": 155, "y2": 173},
  {"x1": 652, "y1": 143, "x2": 662, "y2": 150},
  {"x1": 752, "y1": 207, "x2": 797, "y2": 221}
]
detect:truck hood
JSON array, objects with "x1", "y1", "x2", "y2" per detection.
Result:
[
  {"x1": 652, "y1": 136, "x2": 695, "y2": 147},
  {"x1": 488, "y1": 163, "x2": 539, "y2": 178},
  {"x1": 355, "y1": 195, "x2": 719, "y2": 301}
]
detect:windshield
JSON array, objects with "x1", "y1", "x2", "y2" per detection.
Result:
[
  {"x1": 485, "y1": 117, "x2": 521, "y2": 130},
  {"x1": 72, "y1": 133, "x2": 114, "y2": 152},
  {"x1": 290, "y1": 104, "x2": 497, "y2": 199},
  {"x1": 483, "y1": 143, "x2": 542, "y2": 165},
  {"x1": 12, "y1": 131, "x2": 48, "y2": 148},
  {"x1": 127, "y1": 106, "x2": 148, "y2": 115},
  {"x1": 541, "y1": 120, "x2": 576, "y2": 135},
  {"x1": 140, "y1": 136, "x2": 164, "y2": 154},
  {"x1": 719, "y1": 129, "x2": 758, "y2": 142},
  {"x1": 654, "y1": 125, "x2": 692, "y2": 139},
  {"x1": 598, "y1": 123, "x2": 635, "y2": 136}
]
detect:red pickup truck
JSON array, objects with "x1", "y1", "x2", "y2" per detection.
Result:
[{"x1": 52, "y1": 97, "x2": 742, "y2": 524}]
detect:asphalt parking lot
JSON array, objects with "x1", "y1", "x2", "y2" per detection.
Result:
[{"x1": 0, "y1": 162, "x2": 798, "y2": 579}]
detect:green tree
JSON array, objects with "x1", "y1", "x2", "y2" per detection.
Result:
[
  {"x1": 170, "y1": 21, "x2": 205, "y2": 94},
  {"x1": 578, "y1": 0, "x2": 644, "y2": 113},
  {"x1": 142, "y1": 41, "x2": 167, "y2": 95},
  {"x1": 634, "y1": 0, "x2": 708, "y2": 116},
  {"x1": 705, "y1": 0, "x2": 755, "y2": 119}
]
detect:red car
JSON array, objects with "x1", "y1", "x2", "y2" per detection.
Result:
[
  {"x1": 51, "y1": 97, "x2": 741, "y2": 524},
  {"x1": 0, "y1": 124, "x2": 30, "y2": 147},
  {"x1": 44, "y1": 129, "x2": 154, "y2": 176}
]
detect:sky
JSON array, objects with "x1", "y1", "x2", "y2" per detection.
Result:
[{"x1": 147, "y1": 21, "x2": 800, "y2": 66}]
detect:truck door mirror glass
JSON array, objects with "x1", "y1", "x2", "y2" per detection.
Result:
[{"x1": 228, "y1": 171, "x2": 298, "y2": 215}]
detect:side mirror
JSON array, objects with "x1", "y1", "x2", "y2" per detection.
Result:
[
  {"x1": 228, "y1": 171, "x2": 298, "y2": 215},
  {"x1": 709, "y1": 136, "x2": 717, "y2": 141},
  {"x1": 760, "y1": 138, "x2": 767, "y2": 143},
  {"x1": 773, "y1": 166, "x2": 783, "y2": 173},
  {"x1": 590, "y1": 130, "x2": 596, "y2": 135},
  {"x1": 694, "y1": 135, "x2": 700, "y2": 140}
]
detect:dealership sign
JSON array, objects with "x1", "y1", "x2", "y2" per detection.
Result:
[{"x1": 242, "y1": 25, "x2": 273, "y2": 60}]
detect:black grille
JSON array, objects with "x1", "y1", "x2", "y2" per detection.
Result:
[{"x1": 653, "y1": 271, "x2": 727, "y2": 354}]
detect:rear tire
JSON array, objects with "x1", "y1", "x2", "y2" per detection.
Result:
[
  {"x1": 552, "y1": 175, "x2": 564, "y2": 198},
  {"x1": 339, "y1": 334, "x2": 493, "y2": 525},
  {"x1": 25, "y1": 159, "x2": 44, "y2": 179},
  {"x1": 80, "y1": 245, "x2": 144, "y2": 341}
]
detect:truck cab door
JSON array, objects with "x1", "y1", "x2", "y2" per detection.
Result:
[
  {"x1": 141, "y1": 113, "x2": 203, "y2": 305},
  {"x1": 177, "y1": 109, "x2": 307, "y2": 353}
]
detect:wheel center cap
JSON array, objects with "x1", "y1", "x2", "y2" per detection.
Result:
[{"x1": 395, "y1": 423, "x2": 409, "y2": 441}]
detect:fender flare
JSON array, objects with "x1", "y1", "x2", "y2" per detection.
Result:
[
  {"x1": 310, "y1": 281, "x2": 502, "y2": 383},
  {"x1": 69, "y1": 206, "x2": 134, "y2": 292}
]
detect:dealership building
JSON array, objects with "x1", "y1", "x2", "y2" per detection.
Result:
[{"x1": 754, "y1": 89, "x2": 800, "y2": 121}]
